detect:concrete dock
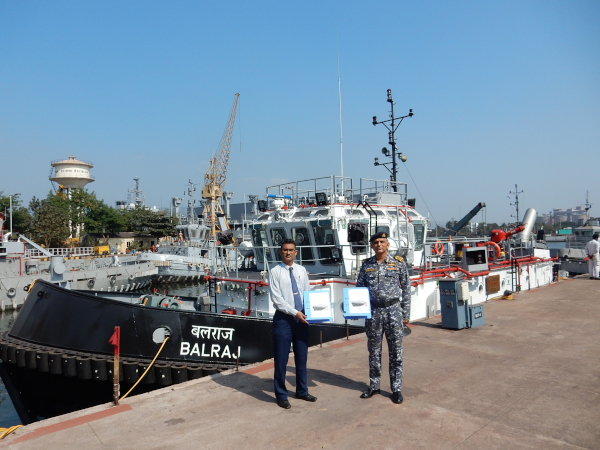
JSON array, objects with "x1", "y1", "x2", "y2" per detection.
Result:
[{"x1": 2, "y1": 277, "x2": 599, "y2": 449}]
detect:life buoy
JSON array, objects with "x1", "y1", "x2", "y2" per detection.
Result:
[
  {"x1": 7, "y1": 288, "x2": 16, "y2": 298},
  {"x1": 432, "y1": 241, "x2": 444, "y2": 255},
  {"x1": 485, "y1": 241, "x2": 502, "y2": 259},
  {"x1": 188, "y1": 263, "x2": 193, "y2": 268},
  {"x1": 128, "y1": 274, "x2": 135, "y2": 281},
  {"x1": 87, "y1": 279, "x2": 95, "y2": 289}
]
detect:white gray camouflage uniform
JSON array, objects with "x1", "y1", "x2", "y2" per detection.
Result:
[{"x1": 356, "y1": 253, "x2": 411, "y2": 393}]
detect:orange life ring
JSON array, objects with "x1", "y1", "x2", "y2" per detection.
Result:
[
  {"x1": 432, "y1": 240, "x2": 444, "y2": 255},
  {"x1": 485, "y1": 241, "x2": 501, "y2": 259}
]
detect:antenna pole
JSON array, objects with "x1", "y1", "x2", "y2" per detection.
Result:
[
  {"x1": 509, "y1": 184, "x2": 524, "y2": 223},
  {"x1": 337, "y1": 30, "x2": 344, "y2": 183},
  {"x1": 372, "y1": 89, "x2": 413, "y2": 192}
]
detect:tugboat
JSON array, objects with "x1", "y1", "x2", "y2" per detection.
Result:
[{"x1": 0, "y1": 279, "x2": 362, "y2": 423}]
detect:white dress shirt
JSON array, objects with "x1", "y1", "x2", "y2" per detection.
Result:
[
  {"x1": 269, "y1": 262, "x2": 310, "y2": 316},
  {"x1": 586, "y1": 239, "x2": 599, "y2": 260}
]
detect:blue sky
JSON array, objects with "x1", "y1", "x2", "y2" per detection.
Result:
[{"x1": 1, "y1": 0, "x2": 598, "y2": 226}]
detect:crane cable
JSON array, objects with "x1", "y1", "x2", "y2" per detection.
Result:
[{"x1": 120, "y1": 336, "x2": 170, "y2": 401}]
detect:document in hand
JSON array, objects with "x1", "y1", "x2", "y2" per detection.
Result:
[
  {"x1": 343, "y1": 287, "x2": 372, "y2": 319},
  {"x1": 304, "y1": 290, "x2": 333, "y2": 323}
]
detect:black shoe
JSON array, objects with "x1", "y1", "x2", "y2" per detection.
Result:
[
  {"x1": 277, "y1": 399, "x2": 291, "y2": 409},
  {"x1": 296, "y1": 393, "x2": 317, "y2": 402},
  {"x1": 391, "y1": 391, "x2": 403, "y2": 404},
  {"x1": 360, "y1": 387, "x2": 380, "y2": 399}
]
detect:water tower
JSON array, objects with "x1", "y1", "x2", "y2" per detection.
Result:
[{"x1": 49, "y1": 155, "x2": 95, "y2": 197}]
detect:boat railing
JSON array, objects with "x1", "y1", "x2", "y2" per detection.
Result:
[
  {"x1": 26, "y1": 247, "x2": 95, "y2": 258},
  {"x1": 358, "y1": 178, "x2": 407, "y2": 204},
  {"x1": 266, "y1": 176, "x2": 354, "y2": 206},
  {"x1": 265, "y1": 176, "x2": 411, "y2": 207}
]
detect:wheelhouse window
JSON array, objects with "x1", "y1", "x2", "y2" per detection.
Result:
[
  {"x1": 375, "y1": 225, "x2": 390, "y2": 235},
  {"x1": 311, "y1": 220, "x2": 336, "y2": 264},
  {"x1": 348, "y1": 221, "x2": 368, "y2": 255},
  {"x1": 269, "y1": 228, "x2": 287, "y2": 262},
  {"x1": 413, "y1": 224, "x2": 425, "y2": 251},
  {"x1": 251, "y1": 225, "x2": 271, "y2": 262},
  {"x1": 345, "y1": 209, "x2": 365, "y2": 216},
  {"x1": 293, "y1": 211, "x2": 312, "y2": 218},
  {"x1": 292, "y1": 227, "x2": 314, "y2": 265}
]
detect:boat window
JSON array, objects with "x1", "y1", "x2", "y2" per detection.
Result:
[
  {"x1": 292, "y1": 227, "x2": 314, "y2": 265},
  {"x1": 270, "y1": 228, "x2": 287, "y2": 261},
  {"x1": 345, "y1": 209, "x2": 365, "y2": 216},
  {"x1": 251, "y1": 226, "x2": 271, "y2": 262},
  {"x1": 311, "y1": 220, "x2": 335, "y2": 264},
  {"x1": 258, "y1": 214, "x2": 270, "y2": 221},
  {"x1": 373, "y1": 210, "x2": 385, "y2": 216},
  {"x1": 413, "y1": 224, "x2": 425, "y2": 251},
  {"x1": 348, "y1": 221, "x2": 367, "y2": 255},
  {"x1": 293, "y1": 211, "x2": 312, "y2": 218},
  {"x1": 375, "y1": 225, "x2": 390, "y2": 235},
  {"x1": 315, "y1": 209, "x2": 329, "y2": 216}
]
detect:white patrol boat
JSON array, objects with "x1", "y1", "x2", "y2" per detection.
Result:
[{"x1": 200, "y1": 174, "x2": 556, "y2": 324}]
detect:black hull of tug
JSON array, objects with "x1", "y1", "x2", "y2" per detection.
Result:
[{"x1": 0, "y1": 280, "x2": 363, "y2": 423}]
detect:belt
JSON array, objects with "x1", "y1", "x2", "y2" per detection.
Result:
[{"x1": 372, "y1": 298, "x2": 399, "y2": 309}]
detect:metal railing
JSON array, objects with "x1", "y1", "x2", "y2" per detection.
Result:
[{"x1": 26, "y1": 247, "x2": 95, "y2": 258}]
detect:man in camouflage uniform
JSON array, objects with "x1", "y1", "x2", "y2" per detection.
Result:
[{"x1": 356, "y1": 231, "x2": 411, "y2": 404}]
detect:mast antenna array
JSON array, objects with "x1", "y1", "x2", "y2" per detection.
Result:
[
  {"x1": 372, "y1": 89, "x2": 413, "y2": 192},
  {"x1": 509, "y1": 184, "x2": 524, "y2": 223}
]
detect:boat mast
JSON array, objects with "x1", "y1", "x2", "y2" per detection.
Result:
[
  {"x1": 509, "y1": 184, "x2": 524, "y2": 223},
  {"x1": 337, "y1": 35, "x2": 344, "y2": 183},
  {"x1": 372, "y1": 89, "x2": 413, "y2": 192}
]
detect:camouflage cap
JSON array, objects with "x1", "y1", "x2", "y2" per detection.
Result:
[{"x1": 369, "y1": 231, "x2": 388, "y2": 242}]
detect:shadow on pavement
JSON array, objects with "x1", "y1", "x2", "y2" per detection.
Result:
[{"x1": 211, "y1": 365, "x2": 366, "y2": 404}]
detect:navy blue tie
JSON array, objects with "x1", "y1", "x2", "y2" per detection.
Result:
[{"x1": 289, "y1": 267, "x2": 304, "y2": 314}]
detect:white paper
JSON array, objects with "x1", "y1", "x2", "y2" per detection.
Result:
[
  {"x1": 307, "y1": 291, "x2": 331, "y2": 318},
  {"x1": 347, "y1": 289, "x2": 370, "y2": 314}
]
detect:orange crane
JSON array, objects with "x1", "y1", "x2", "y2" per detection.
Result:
[{"x1": 201, "y1": 93, "x2": 240, "y2": 236}]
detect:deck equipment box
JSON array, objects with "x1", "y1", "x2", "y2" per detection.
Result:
[{"x1": 439, "y1": 280, "x2": 485, "y2": 330}]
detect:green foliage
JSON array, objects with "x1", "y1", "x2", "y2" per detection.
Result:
[
  {"x1": 27, "y1": 194, "x2": 71, "y2": 247},
  {"x1": 123, "y1": 207, "x2": 176, "y2": 239},
  {"x1": 0, "y1": 192, "x2": 31, "y2": 235}
]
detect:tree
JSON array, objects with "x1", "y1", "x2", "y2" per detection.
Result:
[
  {"x1": 0, "y1": 193, "x2": 31, "y2": 236},
  {"x1": 27, "y1": 195, "x2": 70, "y2": 247},
  {"x1": 67, "y1": 188, "x2": 100, "y2": 236},
  {"x1": 125, "y1": 207, "x2": 176, "y2": 239},
  {"x1": 85, "y1": 201, "x2": 127, "y2": 233}
]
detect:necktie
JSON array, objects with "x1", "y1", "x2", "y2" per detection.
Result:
[{"x1": 289, "y1": 267, "x2": 304, "y2": 313}]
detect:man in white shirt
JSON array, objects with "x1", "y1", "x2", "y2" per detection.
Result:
[
  {"x1": 585, "y1": 233, "x2": 600, "y2": 279},
  {"x1": 269, "y1": 239, "x2": 317, "y2": 409}
]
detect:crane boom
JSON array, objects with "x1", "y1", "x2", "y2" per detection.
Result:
[
  {"x1": 442, "y1": 202, "x2": 486, "y2": 237},
  {"x1": 202, "y1": 93, "x2": 239, "y2": 235}
]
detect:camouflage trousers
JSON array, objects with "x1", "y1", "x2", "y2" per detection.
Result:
[{"x1": 365, "y1": 302, "x2": 404, "y2": 393}]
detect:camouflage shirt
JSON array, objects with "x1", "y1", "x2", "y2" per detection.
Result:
[{"x1": 356, "y1": 254, "x2": 411, "y2": 320}]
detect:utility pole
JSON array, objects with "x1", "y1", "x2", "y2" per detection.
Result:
[{"x1": 372, "y1": 89, "x2": 413, "y2": 192}]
